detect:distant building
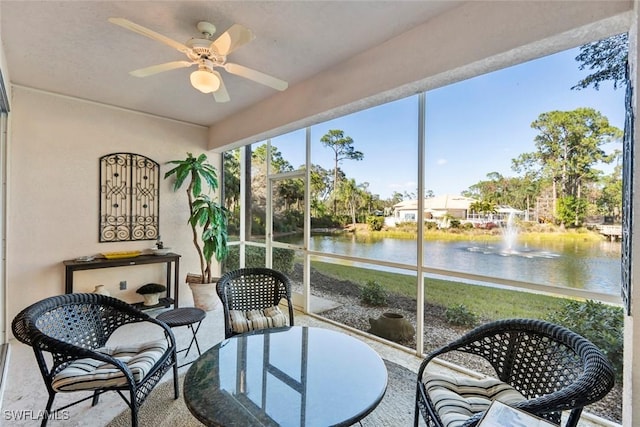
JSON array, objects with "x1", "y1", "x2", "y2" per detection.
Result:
[
  {"x1": 391, "y1": 195, "x2": 476, "y2": 223},
  {"x1": 388, "y1": 195, "x2": 524, "y2": 226}
]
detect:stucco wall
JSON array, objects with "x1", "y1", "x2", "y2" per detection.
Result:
[{"x1": 6, "y1": 87, "x2": 211, "y2": 324}]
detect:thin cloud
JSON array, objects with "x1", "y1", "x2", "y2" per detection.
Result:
[{"x1": 387, "y1": 181, "x2": 417, "y2": 191}]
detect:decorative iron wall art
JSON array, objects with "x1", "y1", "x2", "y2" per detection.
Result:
[
  {"x1": 100, "y1": 153, "x2": 160, "y2": 242},
  {"x1": 621, "y1": 74, "x2": 634, "y2": 315}
]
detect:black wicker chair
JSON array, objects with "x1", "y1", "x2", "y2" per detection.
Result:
[
  {"x1": 414, "y1": 318, "x2": 615, "y2": 427},
  {"x1": 216, "y1": 267, "x2": 295, "y2": 339},
  {"x1": 11, "y1": 293, "x2": 179, "y2": 427}
]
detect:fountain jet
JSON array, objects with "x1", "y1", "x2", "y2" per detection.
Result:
[
  {"x1": 501, "y1": 212, "x2": 518, "y2": 253},
  {"x1": 467, "y1": 211, "x2": 559, "y2": 259}
]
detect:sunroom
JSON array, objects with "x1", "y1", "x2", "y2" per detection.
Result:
[{"x1": 0, "y1": 1, "x2": 638, "y2": 426}]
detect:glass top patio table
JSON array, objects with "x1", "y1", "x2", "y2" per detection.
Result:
[{"x1": 183, "y1": 326, "x2": 388, "y2": 426}]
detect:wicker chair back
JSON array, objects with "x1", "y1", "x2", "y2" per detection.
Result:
[
  {"x1": 216, "y1": 267, "x2": 295, "y2": 338},
  {"x1": 13, "y1": 293, "x2": 141, "y2": 350},
  {"x1": 415, "y1": 318, "x2": 615, "y2": 427},
  {"x1": 11, "y1": 293, "x2": 179, "y2": 427}
]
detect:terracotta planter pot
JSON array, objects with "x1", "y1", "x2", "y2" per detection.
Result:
[
  {"x1": 186, "y1": 274, "x2": 220, "y2": 311},
  {"x1": 368, "y1": 312, "x2": 415, "y2": 342}
]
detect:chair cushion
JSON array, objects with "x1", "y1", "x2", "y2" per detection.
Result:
[
  {"x1": 229, "y1": 305, "x2": 288, "y2": 334},
  {"x1": 424, "y1": 371, "x2": 527, "y2": 427},
  {"x1": 51, "y1": 339, "x2": 168, "y2": 392}
]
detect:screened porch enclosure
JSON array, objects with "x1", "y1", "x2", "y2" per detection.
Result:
[{"x1": 220, "y1": 46, "x2": 625, "y2": 357}]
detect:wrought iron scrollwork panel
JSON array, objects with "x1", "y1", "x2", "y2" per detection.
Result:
[{"x1": 100, "y1": 153, "x2": 159, "y2": 242}]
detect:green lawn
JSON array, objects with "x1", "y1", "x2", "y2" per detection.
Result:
[{"x1": 310, "y1": 260, "x2": 568, "y2": 320}]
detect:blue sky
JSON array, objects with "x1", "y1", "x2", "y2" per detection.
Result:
[{"x1": 270, "y1": 46, "x2": 625, "y2": 200}]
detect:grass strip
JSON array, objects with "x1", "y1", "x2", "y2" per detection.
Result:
[{"x1": 310, "y1": 260, "x2": 568, "y2": 321}]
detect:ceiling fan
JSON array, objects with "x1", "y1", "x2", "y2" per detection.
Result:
[{"x1": 108, "y1": 18, "x2": 288, "y2": 102}]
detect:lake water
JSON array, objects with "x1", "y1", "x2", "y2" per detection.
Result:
[{"x1": 283, "y1": 234, "x2": 622, "y2": 296}]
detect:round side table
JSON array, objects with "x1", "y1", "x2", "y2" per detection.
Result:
[{"x1": 157, "y1": 307, "x2": 206, "y2": 367}]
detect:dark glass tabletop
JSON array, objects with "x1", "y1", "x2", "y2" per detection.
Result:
[{"x1": 184, "y1": 326, "x2": 388, "y2": 427}]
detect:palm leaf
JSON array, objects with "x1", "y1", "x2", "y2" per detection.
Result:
[
  {"x1": 165, "y1": 152, "x2": 229, "y2": 278},
  {"x1": 192, "y1": 173, "x2": 203, "y2": 197}
]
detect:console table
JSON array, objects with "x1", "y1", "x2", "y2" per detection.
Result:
[{"x1": 63, "y1": 252, "x2": 181, "y2": 309}]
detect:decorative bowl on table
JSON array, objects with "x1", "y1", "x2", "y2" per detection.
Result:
[
  {"x1": 101, "y1": 250, "x2": 142, "y2": 259},
  {"x1": 152, "y1": 248, "x2": 171, "y2": 256}
]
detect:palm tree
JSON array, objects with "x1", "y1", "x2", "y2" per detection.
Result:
[
  {"x1": 469, "y1": 200, "x2": 497, "y2": 221},
  {"x1": 165, "y1": 153, "x2": 228, "y2": 284}
]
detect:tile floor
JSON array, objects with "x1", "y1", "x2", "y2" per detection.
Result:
[{"x1": 1, "y1": 303, "x2": 616, "y2": 427}]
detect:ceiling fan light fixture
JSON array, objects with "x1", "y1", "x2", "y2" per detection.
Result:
[
  {"x1": 190, "y1": 69, "x2": 220, "y2": 93},
  {"x1": 110, "y1": 18, "x2": 287, "y2": 101}
]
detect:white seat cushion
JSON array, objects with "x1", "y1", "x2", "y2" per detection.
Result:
[
  {"x1": 51, "y1": 339, "x2": 168, "y2": 392},
  {"x1": 424, "y1": 371, "x2": 527, "y2": 427},
  {"x1": 229, "y1": 305, "x2": 288, "y2": 334}
]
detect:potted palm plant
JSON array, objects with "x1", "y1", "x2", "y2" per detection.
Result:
[{"x1": 164, "y1": 153, "x2": 228, "y2": 310}]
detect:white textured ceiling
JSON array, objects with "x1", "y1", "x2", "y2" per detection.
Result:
[{"x1": 0, "y1": 1, "x2": 463, "y2": 127}]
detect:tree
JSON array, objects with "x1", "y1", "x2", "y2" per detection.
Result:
[
  {"x1": 403, "y1": 190, "x2": 417, "y2": 200},
  {"x1": 277, "y1": 178, "x2": 304, "y2": 211},
  {"x1": 250, "y1": 143, "x2": 294, "y2": 215},
  {"x1": 364, "y1": 191, "x2": 384, "y2": 217},
  {"x1": 465, "y1": 171, "x2": 541, "y2": 221},
  {"x1": 514, "y1": 108, "x2": 622, "y2": 226},
  {"x1": 389, "y1": 191, "x2": 404, "y2": 204},
  {"x1": 509, "y1": 176, "x2": 541, "y2": 220},
  {"x1": 469, "y1": 200, "x2": 497, "y2": 220},
  {"x1": 336, "y1": 178, "x2": 366, "y2": 226},
  {"x1": 252, "y1": 144, "x2": 293, "y2": 173},
  {"x1": 465, "y1": 172, "x2": 503, "y2": 203},
  {"x1": 597, "y1": 150, "x2": 623, "y2": 220},
  {"x1": 308, "y1": 164, "x2": 332, "y2": 202},
  {"x1": 306, "y1": 164, "x2": 332, "y2": 217},
  {"x1": 557, "y1": 195, "x2": 588, "y2": 227},
  {"x1": 320, "y1": 129, "x2": 364, "y2": 214},
  {"x1": 572, "y1": 33, "x2": 628, "y2": 91},
  {"x1": 223, "y1": 150, "x2": 241, "y2": 212}
]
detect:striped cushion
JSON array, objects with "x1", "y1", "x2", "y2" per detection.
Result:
[
  {"x1": 229, "y1": 306, "x2": 288, "y2": 334},
  {"x1": 51, "y1": 339, "x2": 168, "y2": 392},
  {"x1": 424, "y1": 372, "x2": 527, "y2": 427}
]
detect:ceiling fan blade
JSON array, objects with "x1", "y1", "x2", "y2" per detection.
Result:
[
  {"x1": 130, "y1": 61, "x2": 194, "y2": 77},
  {"x1": 109, "y1": 17, "x2": 190, "y2": 54},
  {"x1": 224, "y1": 63, "x2": 288, "y2": 91},
  {"x1": 210, "y1": 24, "x2": 255, "y2": 56},
  {"x1": 211, "y1": 71, "x2": 230, "y2": 103}
]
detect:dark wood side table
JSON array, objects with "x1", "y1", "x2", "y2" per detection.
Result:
[{"x1": 63, "y1": 252, "x2": 181, "y2": 309}]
